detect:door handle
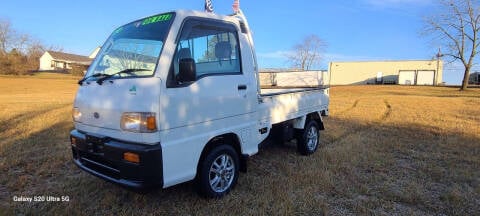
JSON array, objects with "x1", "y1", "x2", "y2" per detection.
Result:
[{"x1": 238, "y1": 84, "x2": 247, "y2": 90}]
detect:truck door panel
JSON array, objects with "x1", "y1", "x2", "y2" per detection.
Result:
[{"x1": 161, "y1": 18, "x2": 256, "y2": 130}]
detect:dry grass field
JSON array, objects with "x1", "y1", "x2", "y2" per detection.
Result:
[{"x1": 0, "y1": 75, "x2": 479, "y2": 215}]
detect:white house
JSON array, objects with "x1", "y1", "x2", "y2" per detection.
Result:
[{"x1": 39, "y1": 50, "x2": 96, "y2": 71}]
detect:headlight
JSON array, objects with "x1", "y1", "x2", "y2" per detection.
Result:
[
  {"x1": 120, "y1": 112, "x2": 157, "y2": 133},
  {"x1": 72, "y1": 107, "x2": 82, "y2": 122}
]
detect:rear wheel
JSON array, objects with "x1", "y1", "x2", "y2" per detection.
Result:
[
  {"x1": 196, "y1": 145, "x2": 239, "y2": 198},
  {"x1": 296, "y1": 120, "x2": 320, "y2": 155}
]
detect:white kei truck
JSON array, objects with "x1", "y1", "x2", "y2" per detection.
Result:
[{"x1": 70, "y1": 9, "x2": 329, "y2": 198}]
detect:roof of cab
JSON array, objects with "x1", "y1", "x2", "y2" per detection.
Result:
[{"x1": 171, "y1": 10, "x2": 239, "y2": 23}]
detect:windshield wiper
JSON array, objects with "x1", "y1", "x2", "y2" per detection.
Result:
[
  {"x1": 78, "y1": 73, "x2": 107, "y2": 85},
  {"x1": 96, "y1": 68, "x2": 150, "y2": 85}
]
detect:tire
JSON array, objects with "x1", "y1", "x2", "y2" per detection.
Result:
[
  {"x1": 296, "y1": 120, "x2": 320, "y2": 155},
  {"x1": 196, "y1": 145, "x2": 239, "y2": 198}
]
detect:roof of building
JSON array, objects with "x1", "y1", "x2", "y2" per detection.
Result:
[
  {"x1": 260, "y1": 68, "x2": 328, "y2": 73},
  {"x1": 330, "y1": 59, "x2": 440, "y2": 64},
  {"x1": 47, "y1": 51, "x2": 92, "y2": 63}
]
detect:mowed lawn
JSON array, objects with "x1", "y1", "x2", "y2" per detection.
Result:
[{"x1": 0, "y1": 75, "x2": 479, "y2": 215}]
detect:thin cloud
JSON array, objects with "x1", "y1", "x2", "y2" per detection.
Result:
[
  {"x1": 259, "y1": 50, "x2": 410, "y2": 63},
  {"x1": 324, "y1": 53, "x2": 386, "y2": 62},
  {"x1": 257, "y1": 50, "x2": 385, "y2": 69},
  {"x1": 257, "y1": 50, "x2": 293, "y2": 59},
  {"x1": 364, "y1": 0, "x2": 433, "y2": 8}
]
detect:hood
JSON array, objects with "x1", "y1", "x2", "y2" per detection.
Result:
[{"x1": 73, "y1": 77, "x2": 161, "y2": 131}]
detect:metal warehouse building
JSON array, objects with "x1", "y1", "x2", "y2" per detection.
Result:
[{"x1": 328, "y1": 60, "x2": 443, "y2": 85}]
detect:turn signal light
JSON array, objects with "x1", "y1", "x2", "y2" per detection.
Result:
[
  {"x1": 123, "y1": 152, "x2": 140, "y2": 163},
  {"x1": 147, "y1": 116, "x2": 157, "y2": 130},
  {"x1": 71, "y1": 137, "x2": 77, "y2": 146}
]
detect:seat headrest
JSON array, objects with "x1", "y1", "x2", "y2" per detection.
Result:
[
  {"x1": 178, "y1": 48, "x2": 192, "y2": 60},
  {"x1": 215, "y1": 42, "x2": 232, "y2": 59}
]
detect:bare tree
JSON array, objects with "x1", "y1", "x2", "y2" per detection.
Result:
[
  {"x1": 0, "y1": 19, "x2": 37, "y2": 55},
  {"x1": 426, "y1": 0, "x2": 480, "y2": 90},
  {"x1": 0, "y1": 19, "x2": 62, "y2": 56},
  {"x1": 0, "y1": 19, "x2": 13, "y2": 55},
  {"x1": 27, "y1": 40, "x2": 46, "y2": 58},
  {"x1": 0, "y1": 18, "x2": 64, "y2": 74},
  {"x1": 286, "y1": 35, "x2": 326, "y2": 71}
]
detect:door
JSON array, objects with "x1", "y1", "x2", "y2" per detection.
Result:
[
  {"x1": 398, "y1": 70, "x2": 416, "y2": 85},
  {"x1": 161, "y1": 18, "x2": 257, "y2": 131},
  {"x1": 376, "y1": 71, "x2": 383, "y2": 84},
  {"x1": 416, "y1": 70, "x2": 435, "y2": 85}
]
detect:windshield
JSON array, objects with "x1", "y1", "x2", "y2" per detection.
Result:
[{"x1": 84, "y1": 12, "x2": 175, "y2": 80}]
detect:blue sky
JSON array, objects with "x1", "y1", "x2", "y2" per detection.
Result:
[{"x1": 0, "y1": 0, "x2": 472, "y2": 84}]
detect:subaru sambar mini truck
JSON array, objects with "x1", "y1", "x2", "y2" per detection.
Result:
[{"x1": 70, "y1": 9, "x2": 329, "y2": 198}]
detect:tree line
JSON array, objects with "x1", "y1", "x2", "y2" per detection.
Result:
[{"x1": 0, "y1": 19, "x2": 62, "y2": 75}]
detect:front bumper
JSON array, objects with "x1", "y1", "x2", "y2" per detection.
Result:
[{"x1": 70, "y1": 130, "x2": 163, "y2": 190}]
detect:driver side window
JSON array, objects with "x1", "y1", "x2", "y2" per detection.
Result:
[{"x1": 168, "y1": 18, "x2": 241, "y2": 87}]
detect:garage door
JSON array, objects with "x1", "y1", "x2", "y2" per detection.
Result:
[
  {"x1": 398, "y1": 71, "x2": 416, "y2": 85},
  {"x1": 417, "y1": 70, "x2": 435, "y2": 85}
]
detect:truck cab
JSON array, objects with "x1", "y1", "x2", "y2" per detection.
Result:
[{"x1": 70, "y1": 10, "x2": 329, "y2": 198}]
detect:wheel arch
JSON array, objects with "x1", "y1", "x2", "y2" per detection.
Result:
[
  {"x1": 307, "y1": 111, "x2": 325, "y2": 130},
  {"x1": 196, "y1": 133, "x2": 246, "y2": 176}
]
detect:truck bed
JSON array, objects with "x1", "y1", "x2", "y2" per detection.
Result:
[{"x1": 259, "y1": 86, "x2": 329, "y2": 126}]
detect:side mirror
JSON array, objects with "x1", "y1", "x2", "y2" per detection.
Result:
[{"x1": 178, "y1": 58, "x2": 196, "y2": 83}]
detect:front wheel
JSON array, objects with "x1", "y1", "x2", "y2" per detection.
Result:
[
  {"x1": 196, "y1": 145, "x2": 239, "y2": 198},
  {"x1": 296, "y1": 120, "x2": 320, "y2": 155}
]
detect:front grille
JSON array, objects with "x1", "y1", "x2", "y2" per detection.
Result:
[{"x1": 79, "y1": 151, "x2": 121, "y2": 179}]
